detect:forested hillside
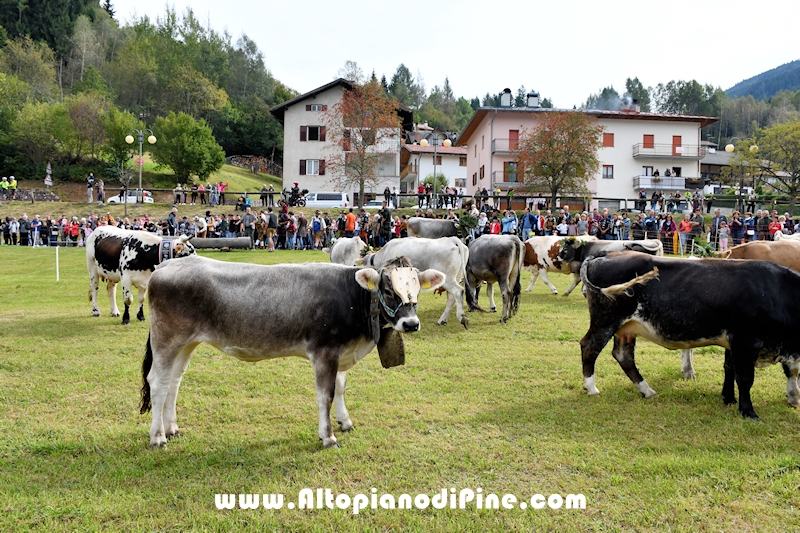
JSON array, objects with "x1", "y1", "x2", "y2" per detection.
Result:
[{"x1": 727, "y1": 60, "x2": 800, "y2": 100}]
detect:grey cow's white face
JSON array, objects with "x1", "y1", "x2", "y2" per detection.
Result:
[
  {"x1": 355, "y1": 266, "x2": 445, "y2": 333},
  {"x1": 173, "y1": 235, "x2": 196, "y2": 257}
]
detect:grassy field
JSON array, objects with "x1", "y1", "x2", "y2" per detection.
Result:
[{"x1": 0, "y1": 246, "x2": 798, "y2": 531}]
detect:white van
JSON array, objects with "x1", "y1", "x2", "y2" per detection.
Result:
[{"x1": 303, "y1": 192, "x2": 350, "y2": 209}]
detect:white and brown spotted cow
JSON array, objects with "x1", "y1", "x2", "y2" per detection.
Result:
[
  {"x1": 522, "y1": 236, "x2": 597, "y2": 295},
  {"x1": 86, "y1": 226, "x2": 195, "y2": 324}
]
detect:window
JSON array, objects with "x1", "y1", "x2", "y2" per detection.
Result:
[
  {"x1": 459, "y1": 157, "x2": 467, "y2": 167},
  {"x1": 643, "y1": 134, "x2": 654, "y2": 148},
  {"x1": 509, "y1": 130, "x2": 519, "y2": 150},
  {"x1": 433, "y1": 155, "x2": 442, "y2": 165},
  {"x1": 479, "y1": 165, "x2": 485, "y2": 180},
  {"x1": 642, "y1": 166, "x2": 653, "y2": 176},
  {"x1": 603, "y1": 133, "x2": 614, "y2": 147},
  {"x1": 455, "y1": 178, "x2": 466, "y2": 188},
  {"x1": 299, "y1": 159, "x2": 325, "y2": 176},
  {"x1": 473, "y1": 173, "x2": 477, "y2": 186},
  {"x1": 482, "y1": 135, "x2": 484, "y2": 150},
  {"x1": 305, "y1": 104, "x2": 326, "y2": 111},
  {"x1": 602, "y1": 165, "x2": 614, "y2": 179},
  {"x1": 504, "y1": 161, "x2": 518, "y2": 183},
  {"x1": 300, "y1": 126, "x2": 326, "y2": 142},
  {"x1": 474, "y1": 144, "x2": 477, "y2": 157}
]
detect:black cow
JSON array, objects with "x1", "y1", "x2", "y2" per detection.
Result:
[{"x1": 579, "y1": 252, "x2": 800, "y2": 420}]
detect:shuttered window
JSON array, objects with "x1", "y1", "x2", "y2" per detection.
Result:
[
  {"x1": 319, "y1": 159, "x2": 326, "y2": 176},
  {"x1": 300, "y1": 126, "x2": 307, "y2": 142},
  {"x1": 342, "y1": 130, "x2": 351, "y2": 151},
  {"x1": 603, "y1": 133, "x2": 614, "y2": 147},
  {"x1": 299, "y1": 160, "x2": 306, "y2": 175},
  {"x1": 643, "y1": 135, "x2": 654, "y2": 148}
]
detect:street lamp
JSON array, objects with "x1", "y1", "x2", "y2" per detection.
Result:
[
  {"x1": 126, "y1": 128, "x2": 156, "y2": 202},
  {"x1": 725, "y1": 138, "x2": 759, "y2": 211},
  {"x1": 419, "y1": 129, "x2": 451, "y2": 209}
]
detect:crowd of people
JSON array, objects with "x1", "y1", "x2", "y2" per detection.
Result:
[{"x1": 4, "y1": 194, "x2": 799, "y2": 257}]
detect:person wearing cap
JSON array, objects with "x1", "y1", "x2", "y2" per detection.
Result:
[
  {"x1": 9, "y1": 176, "x2": 17, "y2": 200},
  {"x1": 311, "y1": 210, "x2": 326, "y2": 249},
  {"x1": 1, "y1": 177, "x2": 8, "y2": 200},
  {"x1": 18, "y1": 213, "x2": 30, "y2": 246}
]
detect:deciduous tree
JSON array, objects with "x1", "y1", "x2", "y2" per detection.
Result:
[
  {"x1": 752, "y1": 121, "x2": 800, "y2": 214},
  {"x1": 514, "y1": 111, "x2": 604, "y2": 208},
  {"x1": 322, "y1": 80, "x2": 402, "y2": 207},
  {"x1": 150, "y1": 111, "x2": 225, "y2": 183},
  {"x1": 0, "y1": 34, "x2": 58, "y2": 101}
]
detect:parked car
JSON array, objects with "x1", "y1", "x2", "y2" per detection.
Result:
[
  {"x1": 106, "y1": 190, "x2": 154, "y2": 204},
  {"x1": 302, "y1": 192, "x2": 350, "y2": 209},
  {"x1": 363, "y1": 200, "x2": 395, "y2": 209}
]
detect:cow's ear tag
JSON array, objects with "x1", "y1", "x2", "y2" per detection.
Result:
[
  {"x1": 420, "y1": 280, "x2": 431, "y2": 289},
  {"x1": 367, "y1": 280, "x2": 377, "y2": 290}
]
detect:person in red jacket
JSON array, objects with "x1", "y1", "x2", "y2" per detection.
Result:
[{"x1": 68, "y1": 216, "x2": 81, "y2": 246}]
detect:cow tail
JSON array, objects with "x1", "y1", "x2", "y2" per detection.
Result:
[
  {"x1": 580, "y1": 255, "x2": 605, "y2": 296},
  {"x1": 511, "y1": 240, "x2": 524, "y2": 315},
  {"x1": 140, "y1": 334, "x2": 153, "y2": 414}
]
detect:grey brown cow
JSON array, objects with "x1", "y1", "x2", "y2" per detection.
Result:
[
  {"x1": 140, "y1": 255, "x2": 444, "y2": 449},
  {"x1": 464, "y1": 235, "x2": 525, "y2": 322}
]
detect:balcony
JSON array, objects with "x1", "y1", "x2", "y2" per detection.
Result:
[
  {"x1": 633, "y1": 175, "x2": 694, "y2": 190},
  {"x1": 492, "y1": 170, "x2": 522, "y2": 187},
  {"x1": 491, "y1": 138, "x2": 519, "y2": 153},
  {"x1": 632, "y1": 143, "x2": 707, "y2": 159},
  {"x1": 400, "y1": 162, "x2": 418, "y2": 180}
]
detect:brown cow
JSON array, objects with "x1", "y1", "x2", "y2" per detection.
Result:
[{"x1": 722, "y1": 239, "x2": 800, "y2": 271}]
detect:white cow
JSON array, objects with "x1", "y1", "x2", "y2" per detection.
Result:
[
  {"x1": 86, "y1": 226, "x2": 195, "y2": 324},
  {"x1": 360, "y1": 237, "x2": 469, "y2": 328},
  {"x1": 773, "y1": 231, "x2": 800, "y2": 241},
  {"x1": 323, "y1": 237, "x2": 367, "y2": 265}
]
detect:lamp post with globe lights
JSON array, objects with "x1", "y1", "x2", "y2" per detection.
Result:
[
  {"x1": 125, "y1": 129, "x2": 156, "y2": 203},
  {"x1": 419, "y1": 129, "x2": 451, "y2": 209},
  {"x1": 725, "y1": 138, "x2": 759, "y2": 212}
]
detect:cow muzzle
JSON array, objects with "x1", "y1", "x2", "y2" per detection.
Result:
[{"x1": 398, "y1": 317, "x2": 420, "y2": 332}]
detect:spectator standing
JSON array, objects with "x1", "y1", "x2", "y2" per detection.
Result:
[
  {"x1": 743, "y1": 212, "x2": 755, "y2": 242},
  {"x1": 241, "y1": 206, "x2": 257, "y2": 247},
  {"x1": 9, "y1": 217, "x2": 19, "y2": 245},
  {"x1": 18, "y1": 214, "x2": 30, "y2": 246},
  {"x1": 718, "y1": 221, "x2": 730, "y2": 252},
  {"x1": 730, "y1": 211, "x2": 744, "y2": 245},
  {"x1": 198, "y1": 184, "x2": 206, "y2": 205},
  {"x1": 660, "y1": 214, "x2": 676, "y2": 254},
  {"x1": 756, "y1": 210, "x2": 771, "y2": 240},
  {"x1": 96, "y1": 179, "x2": 104, "y2": 203},
  {"x1": 30, "y1": 215, "x2": 41, "y2": 247},
  {"x1": 678, "y1": 214, "x2": 692, "y2": 255},
  {"x1": 0, "y1": 177, "x2": 7, "y2": 199},
  {"x1": 296, "y1": 212, "x2": 309, "y2": 249},
  {"x1": 709, "y1": 208, "x2": 728, "y2": 249},
  {"x1": 690, "y1": 209, "x2": 705, "y2": 249},
  {"x1": 9, "y1": 176, "x2": 17, "y2": 199},
  {"x1": 311, "y1": 210, "x2": 326, "y2": 249},
  {"x1": 87, "y1": 173, "x2": 94, "y2": 203}
]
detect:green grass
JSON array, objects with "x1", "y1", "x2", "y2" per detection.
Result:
[{"x1": 0, "y1": 246, "x2": 798, "y2": 531}]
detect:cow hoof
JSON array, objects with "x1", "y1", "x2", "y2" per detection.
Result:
[
  {"x1": 110, "y1": 312, "x2": 120, "y2": 318},
  {"x1": 322, "y1": 439, "x2": 341, "y2": 449},
  {"x1": 121, "y1": 319, "x2": 130, "y2": 326},
  {"x1": 149, "y1": 441, "x2": 168, "y2": 450},
  {"x1": 437, "y1": 320, "x2": 447, "y2": 326},
  {"x1": 489, "y1": 307, "x2": 497, "y2": 313},
  {"x1": 740, "y1": 410, "x2": 760, "y2": 421},
  {"x1": 92, "y1": 311, "x2": 100, "y2": 317},
  {"x1": 460, "y1": 316, "x2": 469, "y2": 329},
  {"x1": 166, "y1": 430, "x2": 180, "y2": 440},
  {"x1": 636, "y1": 381, "x2": 657, "y2": 398},
  {"x1": 683, "y1": 370, "x2": 696, "y2": 380},
  {"x1": 722, "y1": 395, "x2": 737, "y2": 406},
  {"x1": 338, "y1": 421, "x2": 354, "y2": 432},
  {"x1": 525, "y1": 288, "x2": 532, "y2": 292}
]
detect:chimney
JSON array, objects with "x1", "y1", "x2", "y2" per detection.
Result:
[
  {"x1": 500, "y1": 88, "x2": 512, "y2": 107},
  {"x1": 527, "y1": 92, "x2": 540, "y2": 108},
  {"x1": 620, "y1": 96, "x2": 640, "y2": 113}
]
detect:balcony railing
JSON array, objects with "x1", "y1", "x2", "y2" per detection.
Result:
[
  {"x1": 492, "y1": 170, "x2": 522, "y2": 187},
  {"x1": 632, "y1": 143, "x2": 707, "y2": 159},
  {"x1": 400, "y1": 162, "x2": 418, "y2": 180},
  {"x1": 491, "y1": 138, "x2": 519, "y2": 153},
  {"x1": 633, "y1": 175, "x2": 695, "y2": 190}
]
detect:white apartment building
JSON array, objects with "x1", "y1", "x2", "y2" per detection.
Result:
[
  {"x1": 456, "y1": 90, "x2": 718, "y2": 210},
  {"x1": 399, "y1": 143, "x2": 469, "y2": 193},
  {"x1": 270, "y1": 78, "x2": 413, "y2": 203}
]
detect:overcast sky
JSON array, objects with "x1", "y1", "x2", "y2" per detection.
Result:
[{"x1": 118, "y1": 0, "x2": 799, "y2": 108}]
